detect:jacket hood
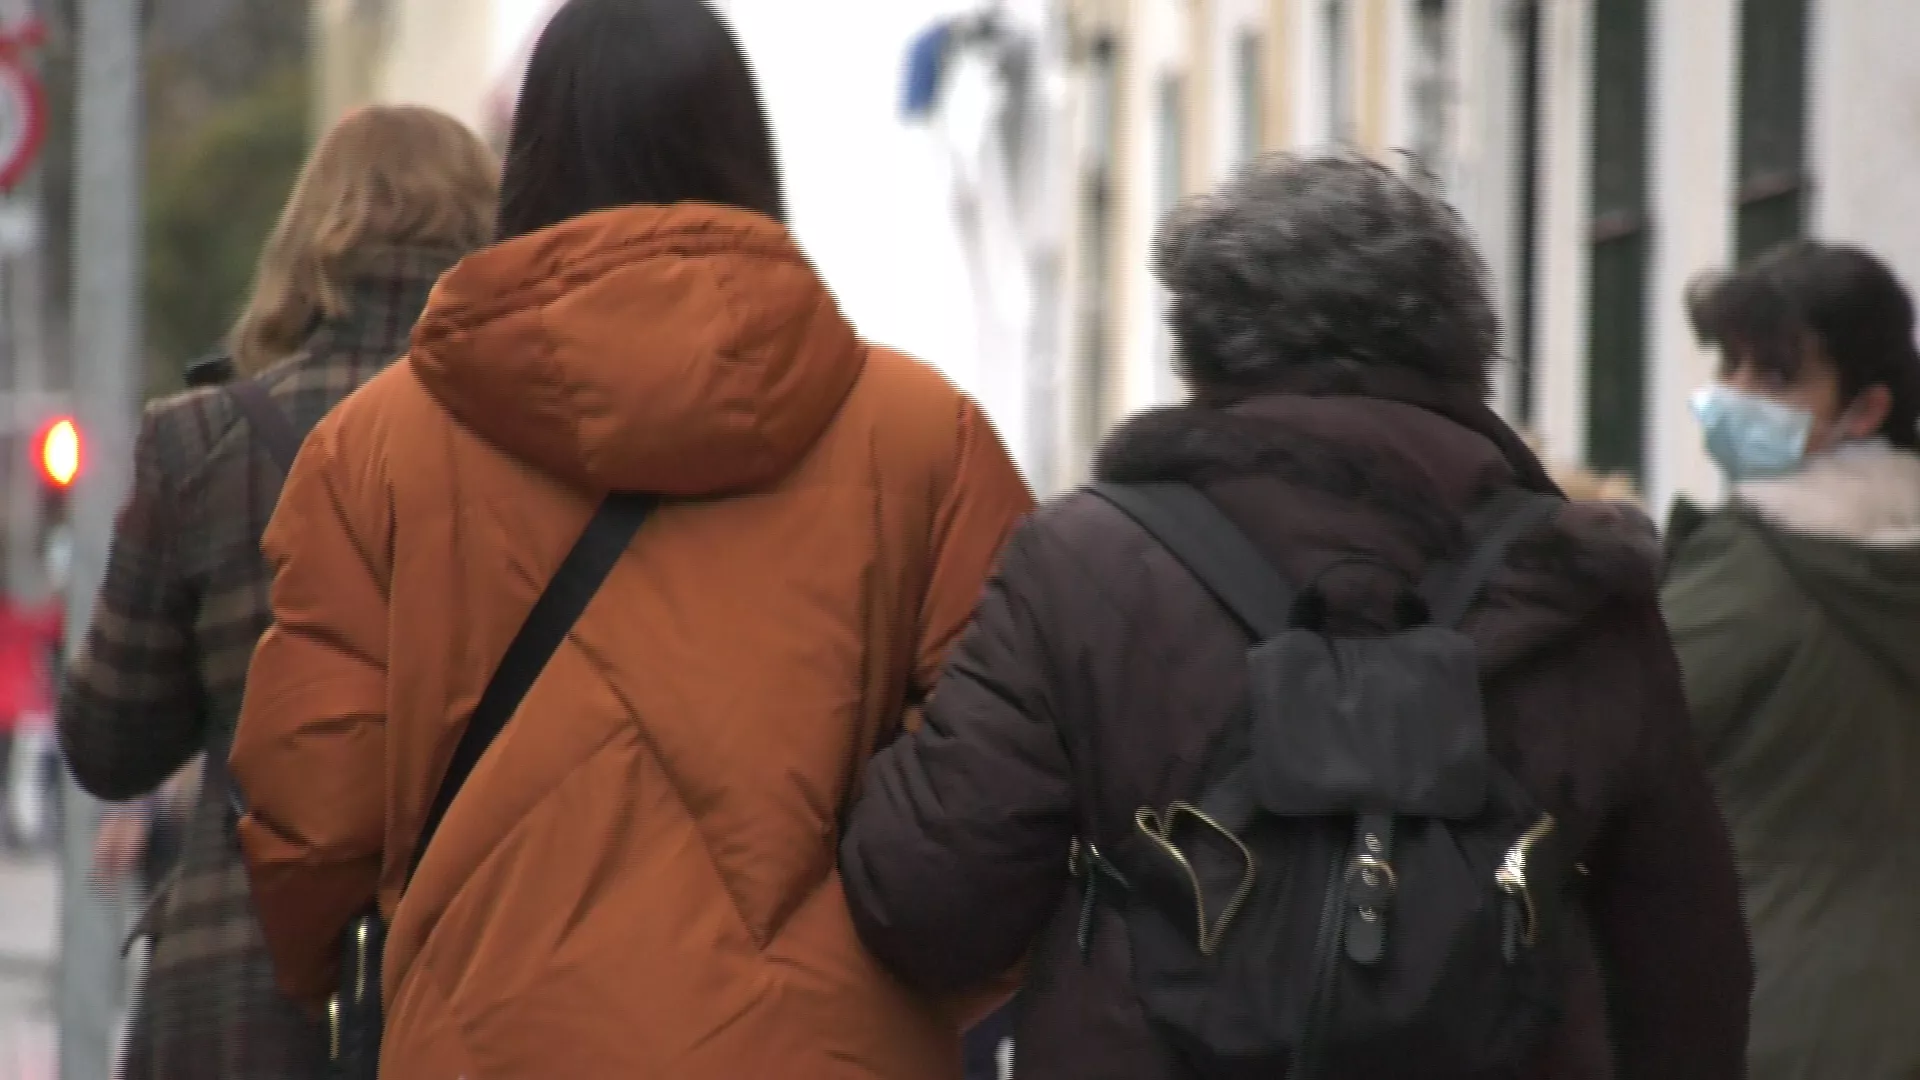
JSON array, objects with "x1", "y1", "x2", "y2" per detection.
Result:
[
  {"x1": 409, "y1": 203, "x2": 865, "y2": 496},
  {"x1": 1724, "y1": 444, "x2": 1920, "y2": 689},
  {"x1": 1095, "y1": 390, "x2": 1661, "y2": 673}
]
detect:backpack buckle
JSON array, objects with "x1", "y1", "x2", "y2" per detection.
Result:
[
  {"x1": 1344, "y1": 855, "x2": 1398, "y2": 899},
  {"x1": 1344, "y1": 816, "x2": 1398, "y2": 965}
]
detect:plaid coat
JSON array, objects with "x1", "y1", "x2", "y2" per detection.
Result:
[{"x1": 60, "y1": 245, "x2": 464, "y2": 1079}]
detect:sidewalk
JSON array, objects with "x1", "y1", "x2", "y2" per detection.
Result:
[{"x1": 0, "y1": 851, "x2": 59, "y2": 1078}]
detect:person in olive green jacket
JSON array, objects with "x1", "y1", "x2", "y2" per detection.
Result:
[{"x1": 1664, "y1": 240, "x2": 1920, "y2": 1080}]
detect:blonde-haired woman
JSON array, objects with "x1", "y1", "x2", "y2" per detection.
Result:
[{"x1": 60, "y1": 104, "x2": 495, "y2": 1080}]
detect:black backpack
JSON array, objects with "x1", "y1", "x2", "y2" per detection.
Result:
[{"x1": 1075, "y1": 481, "x2": 1580, "y2": 1080}]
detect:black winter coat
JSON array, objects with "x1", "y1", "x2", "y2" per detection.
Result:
[{"x1": 841, "y1": 372, "x2": 1751, "y2": 1080}]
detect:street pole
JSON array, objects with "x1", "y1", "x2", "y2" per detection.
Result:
[
  {"x1": 5, "y1": 170, "x2": 49, "y2": 603},
  {"x1": 60, "y1": 0, "x2": 142, "y2": 1072}
]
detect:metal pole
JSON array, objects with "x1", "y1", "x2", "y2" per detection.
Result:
[
  {"x1": 5, "y1": 173, "x2": 50, "y2": 603},
  {"x1": 60, "y1": 0, "x2": 142, "y2": 1072}
]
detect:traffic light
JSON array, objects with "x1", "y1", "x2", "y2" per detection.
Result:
[
  {"x1": 36, "y1": 416, "x2": 78, "y2": 490},
  {"x1": 31, "y1": 417, "x2": 76, "y2": 597}
]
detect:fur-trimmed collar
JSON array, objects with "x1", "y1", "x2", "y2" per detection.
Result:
[
  {"x1": 1091, "y1": 393, "x2": 1663, "y2": 629},
  {"x1": 1736, "y1": 441, "x2": 1920, "y2": 547},
  {"x1": 1096, "y1": 400, "x2": 1489, "y2": 560}
]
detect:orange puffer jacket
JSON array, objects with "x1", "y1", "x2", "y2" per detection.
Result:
[{"x1": 233, "y1": 203, "x2": 1034, "y2": 1078}]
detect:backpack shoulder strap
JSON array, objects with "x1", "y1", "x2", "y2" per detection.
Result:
[
  {"x1": 207, "y1": 378, "x2": 311, "y2": 816},
  {"x1": 407, "y1": 492, "x2": 659, "y2": 881},
  {"x1": 1086, "y1": 481, "x2": 1297, "y2": 641},
  {"x1": 1422, "y1": 488, "x2": 1564, "y2": 628},
  {"x1": 222, "y1": 377, "x2": 304, "y2": 475}
]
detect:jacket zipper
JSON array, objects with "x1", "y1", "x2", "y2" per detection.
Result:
[{"x1": 1289, "y1": 843, "x2": 1349, "y2": 1080}]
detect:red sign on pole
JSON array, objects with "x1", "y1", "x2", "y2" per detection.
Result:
[{"x1": 0, "y1": 19, "x2": 45, "y2": 192}]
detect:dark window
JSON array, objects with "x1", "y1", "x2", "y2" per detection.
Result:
[
  {"x1": 1586, "y1": 0, "x2": 1650, "y2": 479},
  {"x1": 1734, "y1": 0, "x2": 1810, "y2": 261},
  {"x1": 1411, "y1": 0, "x2": 1450, "y2": 181},
  {"x1": 1236, "y1": 29, "x2": 1263, "y2": 164},
  {"x1": 1511, "y1": 0, "x2": 1542, "y2": 427},
  {"x1": 1079, "y1": 35, "x2": 1120, "y2": 445},
  {"x1": 1326, "y1": 0, "x2": 1353, "y2": 142}
]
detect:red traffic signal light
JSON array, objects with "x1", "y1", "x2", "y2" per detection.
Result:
[{"x1": 37, "y1": 417, "x2": 79, "y2": 488}]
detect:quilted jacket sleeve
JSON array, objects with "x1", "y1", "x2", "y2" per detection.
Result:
[
  {"x1": 908, "y1": 398, "x2": 1038, "y2": 706},
  {"x1": 232, "y1": 415, "x2": 392, "y2": 1007},
  {"x1": 841, "y1": 519, "x2": 1075, "y2": 995}
]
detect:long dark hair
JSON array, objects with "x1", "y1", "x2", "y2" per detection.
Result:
[{"x1": 497, "y1": 0, "x2": 786, "y2": 241}]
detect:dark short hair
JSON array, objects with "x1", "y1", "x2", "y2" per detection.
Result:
[
  {"x1": 497, "y1": 0, "x2": 786, "y2": 241},
  {"x1": 1689, "y1": 241, "x2": 1920, "y2": 448},
  {"x1": 1154, "y1": 150, "x2": 1498, "y2": 399}
]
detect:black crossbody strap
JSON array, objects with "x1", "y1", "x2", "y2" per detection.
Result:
[
  {"x1": 407, "y1": 492, "x2": 659, "y2": 882},
  {"x1": 1423, "y1": 489, "x2": 1564, "y2": 628},
  {"x1": 223, "y1": 377, "x2": 304, "y2": 475},
  {"x1": 1087, "y1": 482, "x2": 1297, "y2": 641}
]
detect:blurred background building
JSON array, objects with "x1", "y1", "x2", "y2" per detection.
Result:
[
  {"x1": 1048, "y1": 0, "x2": 1920, "y2": 513},
  {"x1": 312, "y1": 0, "x2": 562, "y2": 146},
  {"x1": 295, "y1": 0, "x2": 1920, "y2": 515}
]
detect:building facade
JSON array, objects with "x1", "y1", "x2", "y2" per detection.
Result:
[
  {"x1": 1051, "y1": 0, "x2": 1916, "y2": 515},
  {"x1": 311, "y1": 0, "x2": 557, "y2": 146},
  {"x1": 311, "y1": 0, "x2": 1920, "y2": 514}
]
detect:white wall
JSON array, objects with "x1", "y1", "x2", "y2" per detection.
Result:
[
  {"x1": 1205, "y1": 0, "x2": 1270, "y2": 182},
  {"x1": 712, "y1": 1, "x2": 984, "y2": 409},
  {"x1": 1646, "y1": 0, "x2": 1738, "y2": 515},
  {"x1": 1809, "y1": 0, "x2": 1920, "y2": 297},
  {"x1": 1116, "y1": 0, "x2": 1193, "y2": 415},
  {"x1": 1533, "y1": 0, "x2": 1592, "y2": 466},
  {"x1": 1449, "y1": 0, "x2": 1522, "y2": 420},
  {"x1": 373, "y1": 0, "x2": 497, "y2": 135}
]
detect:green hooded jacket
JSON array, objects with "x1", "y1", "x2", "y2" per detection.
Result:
[{"x1": 1663, "y1": 444, "x2": 1920, "y2": 1080}]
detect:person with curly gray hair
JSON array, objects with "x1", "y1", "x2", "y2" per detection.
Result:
[
  {"x1": 1158, "y1": 150, "x2": 1497, "y2": 399},
  {"x1": 841, "y1": 151, "x2": 1749, "y2": 1079}
]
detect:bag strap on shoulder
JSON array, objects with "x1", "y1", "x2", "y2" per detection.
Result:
[
  {"x1": 1087, "y1": 481, "x2": 1297, "y2": 641},
  {"x1": 223, "y1": 377, "x2": 304, "y2": 476},
  {"x1": 407, "y1": 492, "x2": 658, "y2": 882}
]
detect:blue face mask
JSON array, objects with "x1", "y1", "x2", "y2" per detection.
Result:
[{"x1": 1691, "y1": 385, "x2": 1815, "y2": 481}]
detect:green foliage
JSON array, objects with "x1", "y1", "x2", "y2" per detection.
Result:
[{"x1": 143, "y1": 66, "x2": 308, "y2": 393}]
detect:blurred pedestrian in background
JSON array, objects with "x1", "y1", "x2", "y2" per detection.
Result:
[
  {"x1": 1663, "y1": 240, "x2": 1920, "y2": 1080},
  {"x1": 58, "y1": 104, "x2": 497, "y2": 1079},
  {"x1": 230, "y1": 0, "x2": 1031, "y2": 1077},
  {"x1": 0, "y1": 594, "x2": 60, "y2": 851},
  {"x1": 1522, "y1": 433, "x2": 1642, "y2": 508},
  {"x1": 840, "y1": 150, "x2": 1751, "y2": 1079}
]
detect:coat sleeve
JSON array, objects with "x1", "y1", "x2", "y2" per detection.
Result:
[
  {"x1": 841, "y1": 519, "x2": 1074, "y2": 996},
  {"x1": 232, "y1": 417, "x2": 392, "y2": 1007},
  {"x1": 908, "y1": 398, "x2": 1037, "y2": 706},
  {"x1": 59, "y1": 406, "x2": 207, "y2": 801},
  {"x1": 1584, "y1": 598, "x2": 1753, "y2": 1079}
]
